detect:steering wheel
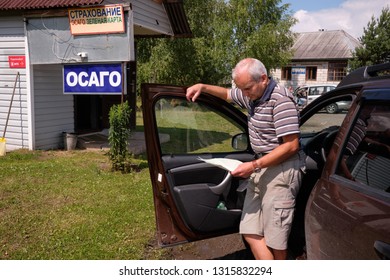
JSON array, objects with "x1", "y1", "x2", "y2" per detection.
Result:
[
  {"x1": 304, "y1": 126, "x2": 340, "y2": 169},
  {"x1": 303, "y1": 131, "x2": 330, "y2": 168}
]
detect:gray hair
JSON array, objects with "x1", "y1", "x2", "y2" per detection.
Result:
[{"x1": 232, "y1": 58, "x2": 267, "y2": 82}]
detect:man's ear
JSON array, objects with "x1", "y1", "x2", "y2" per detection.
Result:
[{"x1": 261, "y1": 74, "x2": 268, "y2": 84}]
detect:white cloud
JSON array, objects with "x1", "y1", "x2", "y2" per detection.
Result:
[{"x1": 292, "y1": 0, "x2": 389, "y2": 39}]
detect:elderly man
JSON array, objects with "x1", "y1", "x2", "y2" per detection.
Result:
[{"x1": 186, "y1": 58, "x2": 304, "y2": 260}]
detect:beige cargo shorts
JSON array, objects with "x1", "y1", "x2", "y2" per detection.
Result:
[{"x1": 239, "y1": 153, "x2": 303, "y2": 250}]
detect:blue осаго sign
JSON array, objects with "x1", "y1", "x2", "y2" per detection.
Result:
[{"x1": 63, "y1": 64, "x2": 123, "y2": 94}]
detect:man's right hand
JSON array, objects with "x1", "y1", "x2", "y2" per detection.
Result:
[
  {"x1": 186, "y1": 83, "x2": 203, "y2": 102},
  {"x1": 186, "y1": 83, "x2": 230, "y2": 102}
]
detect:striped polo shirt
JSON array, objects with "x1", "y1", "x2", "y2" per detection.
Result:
[{"x1": 229, "y1": 79, "x2": 300, "y2": 154}]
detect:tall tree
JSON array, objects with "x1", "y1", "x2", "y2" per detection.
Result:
[
  {"x1": 349, "y1": 6, "x2": 390, "y2": 70},
  {"x1": 137, "y1": 0, "x2": 219, "y2": 87},
  {"x1": 218, "y1": 0, "x2": 296, "y2": 72},
  {"x1": 137, "y1": 0, "x2": 296, "y2": 88}
]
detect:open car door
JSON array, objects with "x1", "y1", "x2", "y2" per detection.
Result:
[{"x1": 141, "y1": 84, "x2": 254, "y2": 247}]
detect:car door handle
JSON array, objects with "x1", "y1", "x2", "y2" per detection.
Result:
[
  {"x1": 208, "y1": 172, "x2": 232, "y2": 195},
  {"x1": 374, "y1": 240, "x2": 390, "y2": 260}
]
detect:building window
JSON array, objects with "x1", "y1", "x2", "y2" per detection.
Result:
[
  {"x1": 306, "y1": 67, "x2": 317, "y2": 80},
  {"x1": 281, "y1": 67, "x2": 292, "y2": 80},
  {"x1": 328, "y1": 61, "x2": 347, "y2": 81}
]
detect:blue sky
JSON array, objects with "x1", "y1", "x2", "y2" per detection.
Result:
[
  {"x1": 281, "y1": 0, "x2": 389, "y2": 38},
  {"x1": 283, "y1": 0, "x2": 344, "y2": 12}
]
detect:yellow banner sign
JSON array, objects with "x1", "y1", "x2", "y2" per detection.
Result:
[{"x1": 68, "y1": 5, "x2": 125, "y2": 35}]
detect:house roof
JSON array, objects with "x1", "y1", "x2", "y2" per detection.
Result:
[
  {"x1": 0, "y1": 0, "x2": 192, "y2": 37},
  {"x1": 292, "y1": 30, "x2": 361, "y2": 61}
]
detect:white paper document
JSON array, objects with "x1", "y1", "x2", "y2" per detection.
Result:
[{"x1": 198, "y1": 157, "x2": 242, "y2": 172}]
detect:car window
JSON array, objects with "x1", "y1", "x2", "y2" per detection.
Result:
[
  {"x1": 154, "y1": 97, "x2": 247, "y2": 154},
  {"x1": 336, "y1": 103, "x2": 390, "y2": 193},
  {"x1": 300, "y1": 97, "x2": 351, "y2": 134},
  {"x1": 308, "y1": 87, "x2": 319, "y2": 96}
]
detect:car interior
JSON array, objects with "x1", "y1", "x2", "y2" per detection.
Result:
[{"x1": 335, "y1": 102, "x2": 390, "y2": 193}]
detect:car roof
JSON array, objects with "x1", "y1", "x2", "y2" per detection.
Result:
[
  {"x1": 337, "y1": 62, "x2": 390, "y2": 88},
  {"x1": 298, "y1": 84, "x2": 338, "y2": 88},
  {"x1": 298, "y1": 63, "x2": 390, "y2": 94}
]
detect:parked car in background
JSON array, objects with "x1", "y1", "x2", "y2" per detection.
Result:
[
  {"x1": 141, "y1": 63, "x2": 390, "y2": 259},
  {"x1": 324, "y1": 100, "x2": 351, "y2": 114},
  {"x1": 294, "y1": 84, "x2": 337, "y2": 110}
]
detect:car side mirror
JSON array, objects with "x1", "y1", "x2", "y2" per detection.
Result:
[{"x1": 232, "y1": 133, "x2": 248, "y2": 151}]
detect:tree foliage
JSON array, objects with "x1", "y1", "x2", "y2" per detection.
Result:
[
  {"x1": 220, "y1": 0, "x2": 296, "y2": 70},
  {"x1": 349, "y1": 6, "x2": 390, "y2": 70},
  {"x1": 136, "y1": 0, "x2": 296, "y2": 88}
]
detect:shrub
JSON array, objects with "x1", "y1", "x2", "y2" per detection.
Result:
[{"x1": 108, "y1": 101, "x2": 132, "y2": 172}]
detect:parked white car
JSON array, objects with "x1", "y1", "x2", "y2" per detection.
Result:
[{"x1": 294, "y1": 84, "x2": 337, "y2": 107}]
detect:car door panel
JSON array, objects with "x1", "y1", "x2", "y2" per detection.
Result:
[
  {"x1": 141, "y1": 83, "x2": 252, "y2": 247},
  {"x1": 163, "y1": 154, "x2": 252, "y2": 234},
  {"x1": 171, "y1": 179, "x2": 242, "y2": 233},
  {"x1": 306, "y1": 177, "x2": 390, "y2": 259}
]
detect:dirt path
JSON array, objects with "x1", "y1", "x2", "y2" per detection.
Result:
[{"x1": 159, "y1": 233, "x2": 254, "y2": 260}]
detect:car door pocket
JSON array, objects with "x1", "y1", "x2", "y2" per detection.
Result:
[{"x1": 173, "y1": 183, "x2": 242, "y2": 233}]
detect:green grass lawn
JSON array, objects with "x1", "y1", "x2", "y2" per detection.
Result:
[
  {"x1": 0, "y1": 99, "x2": 243, "y2": 260},
  {"x1": 0, "y1": 149, "x2": 168, "y2": 260}
]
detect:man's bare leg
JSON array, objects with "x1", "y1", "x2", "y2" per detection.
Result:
[
  {"x1": 244, "y1": 234, "x2": 287, "y2": 260},
  {"x1": 244, "y1": 234, "x2": 273, "y2": 260}
]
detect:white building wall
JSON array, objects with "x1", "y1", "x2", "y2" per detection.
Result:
[
  {"x1": 33, "y1": 64, "x2": 74, "y2": 150},
  {"x1": 0, "y1": 16, "x2": 28, "y2": 151},
  {"x1": 273, "y1": 61, "x2": 338, "y2": 90}
]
